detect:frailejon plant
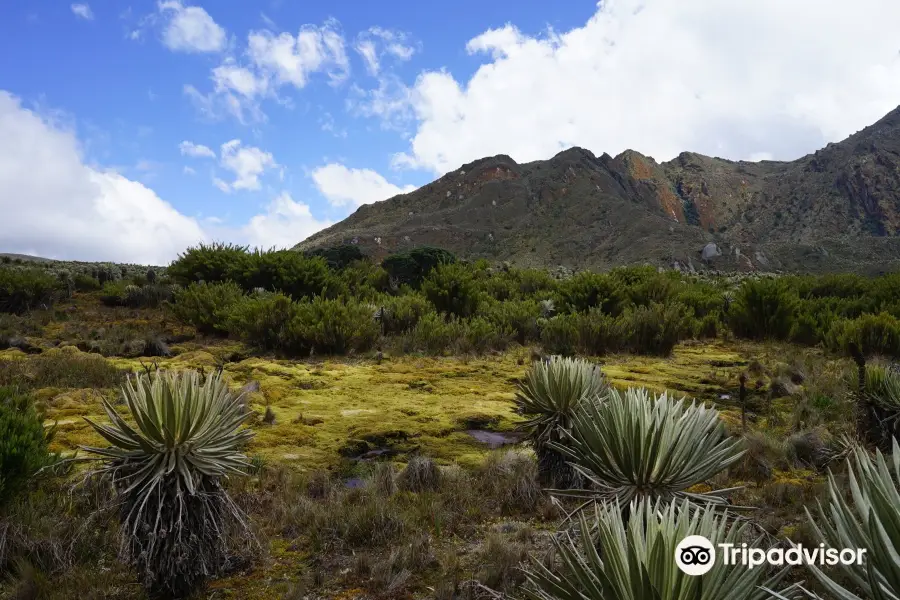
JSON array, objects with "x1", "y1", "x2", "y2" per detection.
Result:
[
  {"x1": 805, "y1": 438, "x2": 900, "y2": 600},
  {"x1": 522, "y1": 498, "x2": 796, "y2": 600},
  {"x1": 515, "y1": 356, "x2": 607, "y2": 488},
  {"x1": 552, "y1": 387, "x2": 745, "y2": 505},
  {"x1": 83, "y1": 370, "x2": 253, "y2": 599}
]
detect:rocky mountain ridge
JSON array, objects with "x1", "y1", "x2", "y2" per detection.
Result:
[{"x1": 296, "y1": 105, "x2": 900, "y2": 274}]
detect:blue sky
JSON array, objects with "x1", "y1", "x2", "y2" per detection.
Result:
[{"x1": 1, "y1": 0, "x2": 899, "y2": 264}]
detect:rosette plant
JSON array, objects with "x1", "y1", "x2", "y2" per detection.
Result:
[
  {"x1": 522, "y1": 498, "x2": 798, "y2": 600},
  {"x1": 805, "y1": 438, "x2": 900, "y2": 600},
  {"x1": 515, "y1": 356, "x2": 607, "y2": 487},
  {"x1": 83, "y1": 369, "x2": 253, "y2": 599},
  {"x1": 552, "y1": 386, "x2": 746, "y2": 505}
]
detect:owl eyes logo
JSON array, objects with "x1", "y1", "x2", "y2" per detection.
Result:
[{"x1": 675, "y1": 536, "x2": 716, "y2": 576}]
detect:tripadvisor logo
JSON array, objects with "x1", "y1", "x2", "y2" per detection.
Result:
[{"x1": 675, "y1": 535, "x2": 867, "y2": 576}]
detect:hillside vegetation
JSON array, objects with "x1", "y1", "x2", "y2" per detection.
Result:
[{"x1": 1, "y1": 244, "x2": 900, "y2": 599}]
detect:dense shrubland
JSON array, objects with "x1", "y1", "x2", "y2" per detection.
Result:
[{"x1": 3, "y1": 244, "x2": 900, "y2": 362}]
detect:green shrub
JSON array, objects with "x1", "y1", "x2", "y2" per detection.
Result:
[
  {"x1": 676, "y1": 285, "x2": 725, "y2": 318},
  {"x1": 339, "y1": 260, "x2": 391, "y2": 299},
  {"x1": 240, "y1": 249, "x2": 335, "y2": 300},
  {"x1": 480, "y1": 299, "x2": 542, "y2": 344},
  {"x1": 622, "y1": 271, "x2": 679, "y2": 306},
  {"x1": 99, "y1": 281, "x2": 129, "y2": 306},
  {"x1": 72, "y1": 273, "x2": 101, "y2": 292},
  {"x1": 377, "y1": 293, "x2": 432, "y2": 335},
  {"x1": 557, "y1": 271, "x2": 625, "y2": 315},
  {"x1": 618, "y1": 301, "x2": 693, "y2": 356},
  {"x1": 458, "y1": 317, "x2": 513, "y2": 354},
  {"x1": 0, "y1": 348, "x2": 124, "y2": 390},
  {"x1": 170, "y1": 281, "x2": 244, "y2": 335},
  {"x1": 83, "y1": 370, "x2": 253, "y2": 599},
  {"x1": 225, "y1": 292, "x2": 299, "y2": 352},
  {"x1": 422, "y1": 262, "x2": 481, "y2": 318},
  {"x1": 0, "y1": 387, "x2": 53, "y2": 507},
  {"x1": 289, "y1": 297, "x2": 380, "y2": 355},
  {"x1": 728, "y1": 277, "x2": 799, "y2": 340},
  {"x1": 0, "y1": 268, "x2": 58, "y2": 314},
  {"x1": 827, "y1": 312, "x2": 900, "y2": 359},
  {"x1": 381, "y1": 247, "x2": 456, "y2": 288},
  {"x1": 539, "y1": 314, "x2": 580, "y2": 356},
  {"x1": 394, "y1": 313, "x2": 509, "y2": 355},
  {"x1": 577, "y1": 308, "x2": 626, "y2": 356},
  {"x1": 304, "y1": 244, "x2": 366, "y2": 270},
  {"x1": 167, "y1": 242, "x2": 250, "y2": 286}
]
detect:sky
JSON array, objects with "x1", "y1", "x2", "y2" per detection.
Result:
[{"x1": 2, "y1": 0, "x2": 900, "y2": 265}]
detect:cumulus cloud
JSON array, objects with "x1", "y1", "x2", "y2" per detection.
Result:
[
  {"x1": 247, "y1": 20, "x2": 350, "y2": 88},
  {"x1": 354, "y1": 27, "x2": 416, "y2": 76},
  {"x1": 381, "y1": 0, "x2": 900, "y2": 174},
  {"x1": 311, "y1": 163, "x2": 416, "y2": 207},
  {"x1": 71, "y1": 4, "x2": 94, "y2": 20},
  {"x1": 0, "y1": 91, "x2": 334, "y2": 261},
  {"x1": 179, "y1": 140, "x2": 216, "y2": 158},
  {"x1": 0, "y1": 91, "x2": 205, "y2": 264},
  {"x1": 240, "y1": 192, "x2": 333, "y2": 249},
  {"x1": 186, "y1": 20, "x2": 351, "y2": 123},
  {"x1": 158, "y1": 0, "x2": 226, "y2": 53},
  {"x1": 217, "y1": 139, "x2": 277, "y2": 192}
]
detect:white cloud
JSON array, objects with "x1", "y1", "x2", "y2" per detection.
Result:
[
  {"x1": 0, "y1": 91, "x2": 205, "y2": 264},
  {"x1": 311, "y1": 163, "x2": 416, "y2": 208},
  {"x1": 186, "y1": 20, "x2": 349, "y2": 123},
  {"x1": 71, "y1": 4, "x2": 94, "y2": 21},
  {"x1": 179, "y1": 140, "x2": 216, "y2": 158},
  {"x1": 0, "y1": 91, "x2": 334, "y2": 262},
  {"x1": 183, "y1": 166, "x2": 196, "y2": 175},
  {"x1": 158, "y1": 0, "x2": 226, "y2": 53},
  {"x1": 247, "y1": 19, "x2": 350, "y2": 87},
  {"x1": 348, "y1": 75, "x2": 414, "y2": 130},
  {"x1": 240, "y1": 192, "x2": 333, "y2": 249},
  {"x1": 354, "y1": 27, "x2": 416, "y2": 75},
  {"x1": 217, "y1": 139, "x2": 277, "y2": 192},
  {"x1": 383, "y1": 0, "x2": 900, "y2": 174}
]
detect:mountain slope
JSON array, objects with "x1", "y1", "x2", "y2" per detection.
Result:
[{"x1": 296, "y1": 105, "x2": 900, "y2": 274}]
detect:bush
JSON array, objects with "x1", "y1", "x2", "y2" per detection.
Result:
[
  {"x1": 557, "y1": 271, "x2": 626, "y2": 315},
  {"x1": 0, "y1": 348, "x2": 124, "y2": 390},
  {"x1": 396, "y1": 312, "x2": 461, "y2": 355},
  {"x1": 728, "y1": 277, "x2": 799, "y2": 340},
  {"x1": 539, "y1": 314, "x2": 580, "y2": 356},
  {"x1": 377, "y1": 293, "x2": 432, "y2": 335},
  {"x1": 458, "y1": 317, "x2": 513, "y2": 354},
  {"x1": 618, "y1": 301, "x2": 693, "y2": 356},
  {"x1": 422, "y1": 262, "x2": 481, "y2": 318},
  {"x1": 0, "y1": 387, "x2": 52, "y2": 507},
  {"x1": 167, "y1": 242, "x2": 250, "y2": 286},
  {"x1": 304, "y1": 244, "x2": 366, "y2": 270},
  {"x1": 578, "y1": 308, "x2": 626, "y2": 356},
  {"x1": 225, "y1": 292, "x2": 300, "y2": 352},
  {"x1": 72, "y1": 273, "x2": 101, "y2": 292},
  {"x1": 290, "y1": 297, "x2": 380, "y2": 355},
  {"x1": 381, "y1": 247, "x2": 456, "y2": 288},
  {"x1": 170, "y1": 281, "x2": 244, "y2": 335},
  {"x1": 0, "y1": 268, "x2": 58, "y2": 314},
  {"x1": 827, "y1": 312, "x2": 900, "y2": 359},
  {"x1": 480, "y1": 299, "x2": 542, "y2": 344},
  {"x1": 240, "y1": 249, "x2": 335, "y2": 300}
]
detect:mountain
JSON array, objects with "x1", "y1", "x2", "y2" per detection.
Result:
[{"x1": 296, "y1": 106, "x2": 900, "y2": 274}]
